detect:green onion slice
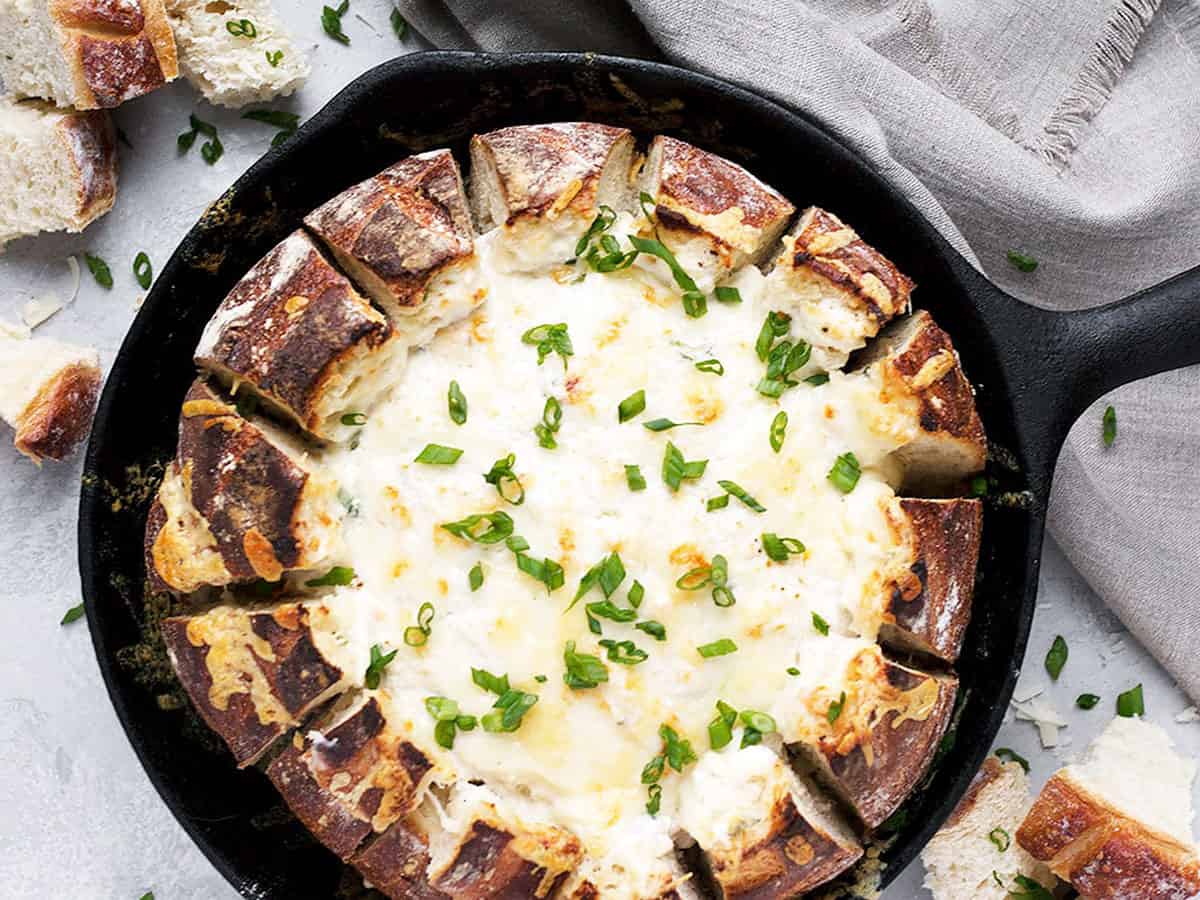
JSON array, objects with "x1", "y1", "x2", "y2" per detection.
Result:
[
  {"x1": 697, "y1": 638, "x2": 737, "y2": 658},
  {"x1": 414, "y1": 443, "x2": 463, "y2": 465}
]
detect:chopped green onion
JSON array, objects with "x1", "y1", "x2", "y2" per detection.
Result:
[
  {"x1": 305, "y1": 566, "x2": 355, "y2": 587},
  {"x1": 641, "y1": 753, "x2": 665, "y2": 784},
  {"x1": 1117, "y1": 683, "x2": 1144, "y2": 717},
  {"x1": 826, "y1": 691, "x2": 846, "y2": 724},
  {"x1": 644, "y1": 418, "x2": 703, "y2": 432},
  {"x1": 811, "y1": 612, "x2": 830, "y2": 636},
  {"x1": 624, "y1": 464, "x2": 647, "y2": 491},
  {"x1": 242, "y1": 109, "x2": 299, "y2": 147},
  {"x1": 1076, "y1": 693, "x2": 1100, "y2": 710},
  {"x1": 697, "y1": 638, "x2": 737, "y2": 658},
  {"x1": 425, "y1": 696, "x2": 460, "y2": 721},
  {"x1": 364, "y1": 643, "x2": 397, "y2": 689},
  {"x1": 769, "y1": 411, "x2": 787, "y2": 453},
  {"x1": 468, "y1": 563, "x2": 484, "y2": 592},
  {"x1": 716, "y1": 480, "x2": 766, "y2": 512},
  {"x1": 390, "y1": 8, "x2": 408, "y2": 37},
  {"x1": 84, "y1": 254, "x2": 112, "y2": 289},
  {"x1": 513, "y1": 550, "x2": 564, "y2": 592},
  {"x1": 521, "y1": 322, "x2": 573, "y2": 368},
  {"x1": 321, "y1": 0, "x2": 350, "y2": 43},
  {"x1": 989, "y1": 827, "x2": 1011, "y2": 852},
  {"x1": 178, "y1": 114, "x2": 223, "y2": 164},
  {"x1": 341, "y1": 412, "x2": 367, "y2": 426},
  {"x1": 1010, "y1": 874, "x2": 1054, "y2": 899},
  {"x1": 587, "y1": 600, "x2": 637, "y2": 624},
  {"x1": 265, "y1": 50, "x2": 283, "y2": 66},
  {"x1": 403, "y1": 601, "x2": 435, "y2": 647},
  {"x1": 660, "y1": 723, "x2": 697, "y2": 771},
  {"x1": 599, "y1": 638, "x2": 648, "y2": 665},
  {"x1": 626, "y1": 235, "x2": 703, "y2": 314},
  {"x1": 1103, "y1": 405, "x2": 1117, "y2": 447},
  {"x1": 563, "y1": 640, "x2": 608, "y2": 689},
  {"x1": 1006, "y1": 250, "x2": 1038, "y2": 273},
  {"x1": 635, "y1": 620, "x2": 666, "y2": 641},
  {"x1": 414, "y1": 443, "x2": 463, "y2": 465},
  {"x1": 675, "y1": 565, "x2": 712, "y2": 591},
  {"x1": 708, "y1": 700, "x2": 738, "y2": 750},
  {"x1": 483, "y1": 453, "x2": 524, "y2": 505},
  {"x1": 132, "y1": 252, "x2": 153, "y2": 289},
  {"x1": 762, "y1": 533, "x2": 805, "y2": 562},
  {"x1": 969, "y1": 475, "x2": 989, "y2": 497},
  {"x1": 448, "y1": 381, "x2": 467, "y2": 424},
  {"x1": 568, "y1": 552, "x2": 626, "y2": 611},
  {"x1": 535, "y1": 396, "x2": 562, "y2": 448},
  {"x1": 755, "y1": 311, "x2": 791, "y2": 361},
  {"x1": 471, "y1": 667, "x2": 510, "y2": 695},
  {"x1": 786, "y1": 666, "x2": 800, "y2": 676},
  {"x1": 994, "y1": 747, "x2": 1030, "y2": 773},
  {"x1": 226, "y1": 17, "x2": 257, "y2": 37},
  {"x1": 441, "y1": 511, "x2": 514, "y2": 544},
  {"x1": 482, "y1": 689, "x2": 538, "y2": 733},
  {"x1": 804, "y1": 372, "x2": 830, "y2": 386},
  {"x1": 575, "y1": 205, "x2": 618, "y2": 257},
  {"x1": 681, "y1": 291, "x2": 707, "y2": 318},
  {"x1": 60, "y1": 603, "x2": 85, "y2": 625},
  {"x1": 713, "y1": 286, "x2": 742, "y2": 304},
  {"x1": 618, "y1": 390, "x2": 646, "y2": 423},
  {"x1": 827, "y1": 452, "x2": 861, "y2": 493},
  {"x1": 706, "y1": 494, "x2": 729, "y2": 511},
  {"x1": 1044, "y1": 635, "x2": 1068, "y2": 680},
  {"x1": 662, "y1": 441, "x2": 707, "y2": 491},
  {"x1": 628, "y1": 581, "x2": 644, "y2": 608},
  {"x1": 695, "y1": 358, "x2": 724, "y2": 375},
  {"x1": 739, "y1": 709, "x2": 777, "y2": 747},
  {"x1": 646, "y1": 784, "x2": 662, "y2": 815}
]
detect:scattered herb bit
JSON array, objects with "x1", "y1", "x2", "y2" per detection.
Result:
[
  {"x1": 341, "y1": 411, "x2": 367, "y2": 426},
  {"x1": 1103, "y1": 405, "x2": 1117, "y2": 447},
  {"x1": 1076, "y1": 693, "x2": 1101, "y2": 710},
  {"x1": 534, "y1": 674, "x2": 547, "y2": 683},
  {"x1": 624, "y1": 464, "x2": 646, "y2": 492},
  {"x1": 675, "y1": 565, "x2": 712, "y2": 591},
  {"x1": 472, "y1": 668, "x2": 510, "y2": 696},
  {"x1": 468, "y1": 563, "x2": 484, "y2": 592},
  {"x1": 706, "y1": 494, "x2": 730, "y2": 511},
  {"x1": 178, "y1": 114, "x2": 222, "y2": 164},
  {"x1": 390, "y1": 8, "x2": 408, "y2": 38},
  {"x1": 804, "y1": 372, "x2": 830, "y2": 386},
  {"x1": 989, "y1": 827, "x2": 1011, "y2": 852},
  {"x1": 61, "y1": 603, "x2": 85, "y2": 625},
  {"x1": 563, "y1": 640, "x2": 608, "y2": 689},
  {"x1": 697, "y1": 638, "x2": 737, "y2": 658},
  {"x1": 441, "y1": 511, "x2": 514, "y2": 544},
  {"x1": 1044, "y1": 635, "x2": 1068, "y2": 680},
  {"x1": 414, "y1": 443, "x2": 463, "y2": 465},
  {"x1": 84, "y1": 254, "x2": 112, "y2": 289},
  {"x1": 628, "y1": 581, "x2": 644, "y2": 609},
  {"x1": 769, "y1": 411, "x2": 787, "y2": 453},
  {"x1": 1006, "y1": 250, "x2": 1038, "y2": 273},
  {"x1": 242, "y1": 108, "x2": 299, "y2": 147},
  {"x1": 226, "y1": 18, "x2": 257, "y2": 37},
  {"x1": 969, "y1": 474, "x2": 989, "y2": 497},
  {"x1": 482, "y1": 689, "x2": 538, "y2": 733},
  {"x1": 644, "y1": 417, "x2": 703, "y2": 432},
  {"x1": 587, "y1": 600, "x2": 637, "y2": 625},
  {"x1": 627, "y1": 234, "x2": 704, "y2": 316},
  {"x1": 762, "y1": 533, "x2": 805, "y2": 562},
  {"x1": 642, "y1": 753, "x2": 665, "y2": 784},
  {"x1": 321, "y1": 0, "x2": 350, "y2": 44},
  {"x1": 661, "y1": 441, "x2": 707, "y2": 491},
  {"x1": 879, "y1": 809, "x2": 910, "y2": 834},
  {"x1": 680, "y1": 291, "x2": 707, "y2": 318},
  {"x1": 660, "y1": 723, "x2": 698, "y2": 772},
  {"x1": 618, "y1": 389, "x2": 646, "y2": 423},
  {"x1": 446, "y1": 380, "x2": 467, "y2": 425},
  {"x1": 569, "y1": 552, "x2": 627, "y2": 612},
  {"x1": 576, "y1": 205, "x2": 617, "y2": 257},
  {"x1": 695, "y1": 358, "x2": 724, "y2": 375},
  {"x1": 599, "y1": 638, "x2": 648, "y2": 665},
  {"x1": 755, "y1": 311, "x2": 791, "y2": 362},
  {"x1": 827, "y1": 452, "x2": 861, "y2": 493},
  {"x1": 521, "y1": 322, "x2": 573, "y2": 368},
  {"x1": 716, "y1": 479, "x2": 766, "y2": 512},
  {"x1": 265, "y1": 50, "x2": 283, "y2": 67},
  {"x1": 994, "y1": 747, "x2": 1030, "y2": 773},
  {"x1": 402, "y1": 602, "x2": 435, "y2": 647},
  {"x1": 305, "y1": 566, "x2": 355, "y2": 587},
  {"x1": 646, "y1": 783, "x2": 662, "y2": 815},
  {"x1": 584, "y1": 231, "x2": 638, "y2": 272},
  {"x1": 482, "y1": 453, "x2": 524, "y2": 504},
  {"x1": 811, "y1": 612, "x2": 830, "y2": 636},
  {"x1": 535, "y1": 396, "x2": 562, "y2": 448},
  {"x1": 740, "y1": 709, "x2": 777, "y2": 748},
  {"x1": 826, "y1": 691, "x2": 847, "y2": 724},
  {"x1": 510, "y1": 540, "x2": 564, "y2": 592},
  {"x1": 364, "y1": 643, "x2": 397, "y2": 688},
  {"x1": 714, "y1": 286, "x2": 742, "y2": 304},
  {"x1": 1010, "y1": 874, "x2": 1055, "y2": 899},
  {"x1": 786, "y1": 666, "x2": 801, "y2": 676},
  {"x1": 132, "y1": 252, "x2": 152, "y2": 289},
  {"x1": 635, "y1": 620, "x2": 666, "y2": 641},
  {"x1": 708, "y1": 700, "x2": 738, "y2": 750},
  {"x1": 1117, "y1": 683, "x2": 1144, "y2": 717}
]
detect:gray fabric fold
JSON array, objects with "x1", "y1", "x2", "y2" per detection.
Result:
[{"x1": 396, "y1": 0, "x2": 1200, "y2": 699}]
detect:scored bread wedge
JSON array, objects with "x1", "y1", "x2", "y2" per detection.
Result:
[
  {"x1": 144, "y1": 379, "x2": 343, "y2": 594},
  {"x1": 161, "y1": 598, "x2": 358, "y2": 766},
  {"x1": 677, "y1": 743, "x2": 863, "y2": 899},
  {"x1": 164, "y1": 0, "x2": 309, "y2": 108},
  {"x1": 305, "y1": 149, "x2": 482, "y2": 339},
  {"x1": 195, "y1": 230, "x2": 400, "y2": 443},
  {"x1": 0, "y1": 329, "x2": 101, "y2": 463},
  {"x1": 268, "y1": 693, "x2": 435, "y2": 860},
  {"x1": 922, "y1": 756, "x2": 1054, "y2": 900},
  {"x1": 469, "y1": 122, "x2": 636, "y2": 272},
  {"x1": 1017, "y1": 716, "x2": 1200, "y2": 899},
  {"x1": 869, "y1": 497, "x2": 983, "y2": 663},
  {"x1": 794, "y1": 647, "x2": 958, "y2": 831},
  {"x1": 0, "y1": 98, "x2": 117, "y2": 249},
  {"x1": 0, "y1": 0, "x2": 177, "y2": 109},
  {"x1": 763, "y1": 206, "x2": 912, "y2": 369},
  {"x1": 637, "y1": 135, "x2": 794, "y2": 293}
]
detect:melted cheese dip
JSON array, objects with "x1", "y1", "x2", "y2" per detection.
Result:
[{"x1": 321, "y1": 225, "x2": 917, "y2": 892}]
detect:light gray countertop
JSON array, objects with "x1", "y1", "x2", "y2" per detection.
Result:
[{"x1": 1, "y1": 8, "x2": 1196, "y2": 896}]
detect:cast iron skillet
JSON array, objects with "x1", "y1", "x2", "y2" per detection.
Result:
[{"x1": 79, "y1": 52, "x2": 1200, "y2": 898}]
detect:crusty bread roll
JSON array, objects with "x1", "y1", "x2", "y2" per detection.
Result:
[
  {"x1": 1017, "y1": 716, "x2": 1200, "y2": 899},
  {"x1": 164, "y1": 0, "x2": 308, "y2": 108},
  {"x1": 922, "y1": 756, "x2": 1055, "y2": 900},
  {"x1": 0, "y1": 0, "x2": 176, "y2": 109},
  {"x1": 0, "y1": 329, "x2": 101, "y2": 462},
  {"x1": 0, "y1": 98, "x2": 117, "y2": 249}
]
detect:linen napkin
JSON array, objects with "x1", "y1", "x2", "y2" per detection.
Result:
[{"x1": 396, "y1": 0, "x2": 1200, "y2": 699}]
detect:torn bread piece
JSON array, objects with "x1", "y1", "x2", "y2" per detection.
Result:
[
  {"x1": 144, "y1": 379, "x2": 342, "y2": 594},
  {"x1": 922, "y1": 756, "x2": 1054, "y2": 900},
  {"x1": 677, "y1": 743, "x2": 862, "y2": 899},
  {"x1": 1017, "y1": 716, "x2": 1200, "y2": 899},
  {"x1": 0, "y1": 329, "x2": 100, "y2": 462},
  {"x1": 161, "y1": 598, "x2": 358, "y2": 766},
  {"x1": 763, "y1": 207, "x2": 912, "y2": 370},
  {"x1": 469, "y1": 122, "x2": 636, "y2": 272},
  {"x1": 637, "y1": 135, "x2": 794, "y2": 294},
  {"x1": 0, "y1": 98, "x2": 117, "y2": 249},
  {"x1": 869, "y1": 497, "x2": 982, "y2": 663},
  {"x1": 164, "y1": 0, "x2": 309, "y2": 107},
  {"x1": 0, "y1": 0, "x2": 176, "y2": 109},
  {"x1": 850, "y1": 309, "x2": 986, "y2": 492},
  {"x1": 268, "y1": 694, "x2": 434, "y2": 860},
  {"x1": 195, "y1": 230, "x2": 399, "y2": 443},
  {"x1": 305, "y1": 149, "x2": 481, "y2": 338},
  {"x1": 795, "y1": 647, "x2": 957, "y2": 831}
]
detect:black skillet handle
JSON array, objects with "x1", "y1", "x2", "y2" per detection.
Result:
[{"x1": 996, "y1": 263, "x2": 1200, "y2": 487}]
